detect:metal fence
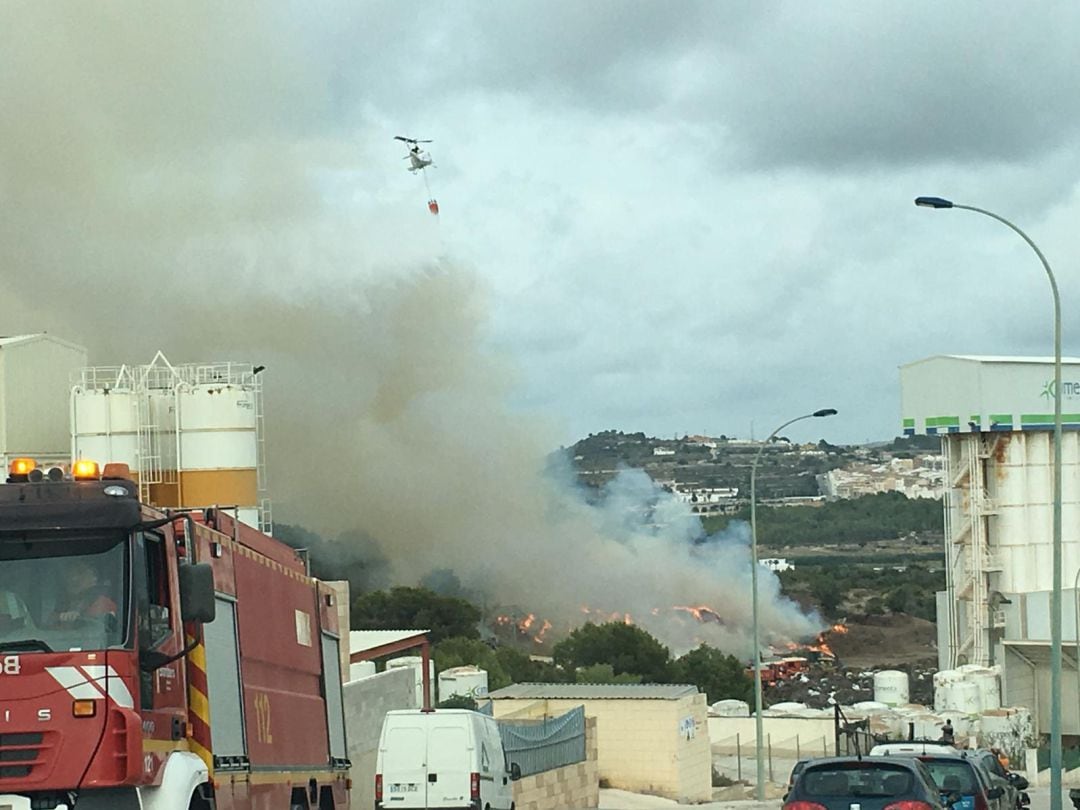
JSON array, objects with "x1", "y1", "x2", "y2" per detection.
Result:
[
  {"x1": 497, "y1": 706, "x2": 587, "y2": 777},
  {"x1": 834, "y1": 706, "x2": 876, "y2": 757},
  {"x1": 711, "y1": 732, "x2": 833, "y2": 784}
]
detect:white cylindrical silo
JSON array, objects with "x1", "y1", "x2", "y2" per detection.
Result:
[
  {"x1": 348, "y1": 660, "x2": 377, "y2": 682},
  {"x1": 387, "y1": 656, "x2": 437, "y2": 706},
  {"x1": 437, "y1": 666, "x2": 489, "y2": 701},
  {"x1": 177, "y1": 383, "x2": 259, "y2": 511},
  {"x1": 71, "y1": 388, "x2": 141, "y2": 469},
  {"x1": 873, "y1": 670, "x2": 910, "y2": 707}
]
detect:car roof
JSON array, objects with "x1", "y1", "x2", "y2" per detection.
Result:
[
  {"x1": 804, "y1": 756, "x2": 925, "y2": 768},
  {"x1": 871, "y1": 742, "x2": 959, "y2": 756}
]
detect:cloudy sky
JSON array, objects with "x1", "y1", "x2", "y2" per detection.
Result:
[
  {"x1": 353, "y1": 1, "x2": 1080, "y2": 445},
  {"x1": 5, "y1": 1, "x2": 1080, "y2": 453},
  {"x1": 6, "y1": 2, "x2": 1080, "y2": 633}
]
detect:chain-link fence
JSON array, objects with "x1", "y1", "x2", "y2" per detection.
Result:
[{"x1": 497, "y1": 706, "x2": 587, "y2": 777}]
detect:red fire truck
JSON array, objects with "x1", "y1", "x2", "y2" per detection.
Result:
[{"x1": 0, "y1": 458, "x2": 350, "y2": 809}]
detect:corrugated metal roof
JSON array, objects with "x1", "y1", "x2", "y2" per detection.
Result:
[
  {"x1": 905, "y1": 354, "x2": 1080, "y2": 366},
  {"x1": 488, "y1": 683, "x2": 698, "y2": 701},
  {"x1": 349, "y1": 629, "x2": 429, "y2": 653}
]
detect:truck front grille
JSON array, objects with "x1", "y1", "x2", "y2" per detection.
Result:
[{"x1": 0, "y1": 732, "x2": 50, "y2": 782}]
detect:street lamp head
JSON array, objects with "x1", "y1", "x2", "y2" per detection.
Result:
[
  {"x1": 813, "y1": 408, "x2": 838, "y2": 418},
  {"x1": 915, "y1": 196, "x2": 954, "y2": 209}
]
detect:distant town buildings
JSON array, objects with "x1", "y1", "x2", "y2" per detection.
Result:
[
  {"x1": 819, "y1": 454, "x2": 943, "y2": 500},
  {"x1": 760, "y1": 557, "x2": 794, "y2": 572},
  {"x1": 669, "y1": 484, "x2": 740, "y2": 514}
]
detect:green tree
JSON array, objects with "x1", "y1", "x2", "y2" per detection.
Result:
[
  {"x1": 575, "y1": 663, "x2": 642, "y2": 684},
  {"x1": 552, "y1": 622, "x2": 671, "y2": 682},
  {"x1": 352, "y1": 587, "x2": 481, "y2": 644},
  {"x1": 437, "y1": 695, "x2": 478, "y2": 710},
  {"x1": 811, "y1": 578, "x2": 845, "y2": 617},
  {"x1": 669, "y1": 644, "x2": 752, "y2": 704}
]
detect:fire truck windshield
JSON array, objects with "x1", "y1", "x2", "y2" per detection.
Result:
[{"x1": 0, "y1": 533, "x2": 128, "y2": 652}]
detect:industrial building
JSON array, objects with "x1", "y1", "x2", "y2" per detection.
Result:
[
  {"x1": 71, "y1": 351, "x2": 271, "y2": 531},
  {"x1": 0, "y1": 333, "x2": 87, "y2": 469},
  {"x1": 901, "y1": 355, "x2": 1080, "y2": 737}
]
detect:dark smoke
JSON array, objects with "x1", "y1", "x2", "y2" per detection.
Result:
[{"x1": 0, "y1": 3, "x2": 819, "y2": 655}]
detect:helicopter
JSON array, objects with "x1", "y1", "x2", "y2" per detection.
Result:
[{"x1": 394, "y1": 135, "x2": 434, "y2": 173}]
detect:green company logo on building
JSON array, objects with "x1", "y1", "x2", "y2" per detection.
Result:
[{"x1": 1040, "y1": 379, "x2": 1080, "y2": 400}]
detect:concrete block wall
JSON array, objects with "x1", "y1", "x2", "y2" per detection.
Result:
[
  {"x1": 343, "y1": 667, "x2": 419, "y2": 810},
  {"x1": 513, "y1": 716, "x2": 599, "y2": 810}
]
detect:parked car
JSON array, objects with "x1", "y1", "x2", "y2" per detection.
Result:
[
  {"x1": 889, "y1": 752, "x2": 1007, "y2": 810},
  {"x1": 785, "y1": 759, "x2": 810, "y2": 797},
  {"x1": 967, "y1": 750, "x2": 1026, "y2": 809},
  {"x1": 782, "y1": 756, "x2": 946, "y2": 810}
]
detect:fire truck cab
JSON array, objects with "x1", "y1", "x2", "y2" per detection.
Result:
[{"x1": 0, "y1": 458, "x2": 350, "y2": 810}]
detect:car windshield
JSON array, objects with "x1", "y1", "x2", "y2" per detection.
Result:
[
  {"x1": 0, "y1": 532, "x2": 129, "y2": 651},
  {"x1": 802, "y1": 765, "x2": 914, "y2": 798},
  {"x1": 922, "y1": 760, "x2": 978, "y2": 794}
]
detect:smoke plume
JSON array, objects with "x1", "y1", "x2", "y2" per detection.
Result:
[{"x1": 0, "y1": 3, "x2": 819, "y2": 655}]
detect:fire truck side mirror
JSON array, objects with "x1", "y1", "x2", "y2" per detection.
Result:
[{"x1": 179, "y1": 563, "x2": 216, "y2": 624}]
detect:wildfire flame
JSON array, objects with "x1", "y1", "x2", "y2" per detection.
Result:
[{"x1": 672, "y1": 605, "x2": 724, "y2": 624}]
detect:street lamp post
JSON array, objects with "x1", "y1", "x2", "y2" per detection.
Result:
[
  {"x1": 750, "y1": 407, "x2": 837, "y2": 799},
  {"x1": 915, "y1": 196, "x2": 1063, "y2": 810}
]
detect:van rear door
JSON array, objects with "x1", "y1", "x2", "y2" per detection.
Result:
[
  {"x1": 427, "y1": 720, "x2": 473, "y2": 807},
  {"x1": 382, "y1": 722, "x2": 428, "y2": 807}
]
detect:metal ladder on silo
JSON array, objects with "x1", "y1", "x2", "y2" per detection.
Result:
[
  {"x1": 253, "y1": 375, "x2": 272, "y2": 535},
  {"x1": 135, "y1": 390, "x2": 162, "y2": 504}
]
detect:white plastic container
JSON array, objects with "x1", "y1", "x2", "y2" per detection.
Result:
[
  {"x1": 348, "y1": 660, "x2": 377, "y2": 682},
  {"x1": 873, "y1": 670, "x2": 911, "y2": 707},
  {"x1": 939, "y1": 710, "x2": 974, "y2": 737},
  {"x1": 710, "y1": 699, "x2": 751, "y2": 717},
  {"x1": 969, "y1": 670, "x2": 1000, "y2": 710},
  {"x1": 853, "y1": 701, "x2": 891, "y2": 711},
  {"x1": 438, "y1": 665, "x2": 490, "y2": 701},
  {"x1": 949, "y1": 681, "x2": 981, "y2": 715},
  {"x1": 764, "y1": 702, "x2": 808, "y2": 715},
  {"x1": 933, "y1": 670, "x2": 963, "y2": 711},
  {"x1": 911, "y1": 713, "x2": 943, "y2": 739}
]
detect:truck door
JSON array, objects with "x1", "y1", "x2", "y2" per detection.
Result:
[
  {"x1": 383, "y1": 723, "x2": 428, "y2": 807},
  {"x1": 134, "y1": 529, "x2": 188, "y2": 746},
  {"x1": 427, "y1": 722, "x2": 472, "y2": 807}
]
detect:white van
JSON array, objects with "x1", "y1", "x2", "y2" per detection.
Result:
[{"x1": 375, "y1": 709, "x2": 519, "y2": 810}]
